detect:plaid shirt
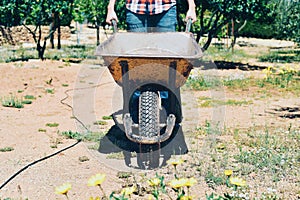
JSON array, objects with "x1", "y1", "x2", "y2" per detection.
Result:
[{"x1": 126, "y1": 0, "x2": 176, "y2": 15}]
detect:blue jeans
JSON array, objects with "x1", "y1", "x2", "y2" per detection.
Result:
[{"x1": 126, "y1": 6, "x2": 177, "y2": 32}]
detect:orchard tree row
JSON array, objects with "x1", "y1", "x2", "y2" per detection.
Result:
[{"x1": 0, "y1": 0, "x2": 299, "y2": 59}]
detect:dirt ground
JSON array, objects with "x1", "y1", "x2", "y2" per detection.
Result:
[{"x1": 0, "y1": 27, "x2": 299, "y2": 199}]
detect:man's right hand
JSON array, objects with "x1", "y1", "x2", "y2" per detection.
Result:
[{"x1": 106, "y1": 9, "x2": 118, "y2": 24}]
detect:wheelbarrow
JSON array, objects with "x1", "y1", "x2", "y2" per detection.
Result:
[{"x1": 96, "y1": 21, "x2": 202, "y2": 168}]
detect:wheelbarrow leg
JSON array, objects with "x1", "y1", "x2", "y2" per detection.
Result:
[
  {"x1": 169, "y1": 61, "x2": 176, "y2": 114},
  {"x1": 169, "y1": 61, "x2": 182, "y2": 123},
  {"x1": 120, "y1": 60, "x2": 130, "y2": 115}
]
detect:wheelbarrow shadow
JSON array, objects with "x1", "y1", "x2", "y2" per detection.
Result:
[{"x1": 98, "y1": 110, "x2": 188, "y2": 169}]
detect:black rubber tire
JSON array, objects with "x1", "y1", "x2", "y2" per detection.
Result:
[
  {"x1": 137, "y1": 90, "x2": 160, "y2": 169},
  {"x1": 138, "y1": 91, "x2": 160, "y2": 138}
]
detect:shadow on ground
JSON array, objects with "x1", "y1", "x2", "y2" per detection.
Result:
[
  {"x1": 194, "y1": 60, "x2": 267, "y2": 71},
  {"x1": 98, "y1": 121, "x2": 188, "y2": 170}
]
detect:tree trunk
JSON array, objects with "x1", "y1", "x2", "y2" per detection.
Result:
[
  {"x1": 231, "y1": 20, "x2": 247, "y2": 51},
  {"x1": 37, "y1": 41, "x2": 46, "y2": 60},
  {"x1": 231, "y1": 19, "x2": 235, "y2": 53},
  {"x1": 22, "y1": 24, "x2": 50, "y2": 60},
  {"x1": 96, "y1": 26, "x2": 100, "y2": 46},
  {"x1": 36, "y1": 25, "x2": 48, "y2": 60},
  {"x1": 37, "y1": 25, "x2": 43, "y2": 60},
  {"x1": 50, "y1": 12, "x2": 55, "y2": 49},
  {"x1": 37, "y1": 45, "x2": 44, "y2": 60},
  {"x1": 196, "y1": 5, "x2": 205, "y2": 43},
  {"x1": 202, "y1": 12, "x2": 221, "y2": 50},
  {"x1": 203, "y1": 31, "x2": 214, "y2": 50},
  {"x1": 56, "y1": 12, "x2": 61, "y2": 49}
]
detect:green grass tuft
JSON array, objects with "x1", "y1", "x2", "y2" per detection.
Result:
[
  {"x1": 0, "y1": 147, "x2": 14, "y2": 152},
  {"x1": 46, "y1": 123, "x2": 59, "y2": 127}
]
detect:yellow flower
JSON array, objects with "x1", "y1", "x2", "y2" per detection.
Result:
[
  {"x1": 229, "y1": 177, "x2": 246, "y2": 187},
  {"x1": 278, "y1": 69, "x2": 285, "y2": 74},
  {"x1": 184, "y1": 177, "x2": 197, "y2": 187},
  {"x1": 180, "y1": 196, "x2": 193, "y2": 200},
  {"x1": 88, "y1": 173, "x2": 106, "y2": 186},
  {"x1": 263, "y1": 66, "x2": 273, "y2": 76},
  {"x1": 286, "y1": 66, "x2": 296, "y2": 74},
  {"x1": 167, "y1": 158, "x2": 184, "y2": 167},
  {"x1": 89, "y1": 197, "x2": 101, "y2": 200},
  {"x1": 121, "y1": 186, "x2": 136, "y2": 196},
  {"x1": 148, "y1": 178, "x2": 161, "y2": 187},
  {"x1": 224, "y1": 169, "x2": 233, "y2": 176},
  {"x1": 169, "y1": 178, "x2": 186, "y2": 189},
  {"x1": 55, "y1": 183, "x2": 71, "y2": 195}
]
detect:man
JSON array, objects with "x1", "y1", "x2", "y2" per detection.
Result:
[{"x1": 106, "y1": 0, "x2": 197, "y2": 32}]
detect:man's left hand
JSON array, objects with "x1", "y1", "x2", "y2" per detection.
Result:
[{"x1": 186, "y1": 9, "x2": 197, "y2": 23}]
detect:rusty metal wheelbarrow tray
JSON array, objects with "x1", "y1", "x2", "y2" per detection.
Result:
[{"x1": 95, "y1": 32, "x2": 203, "y2": 88}]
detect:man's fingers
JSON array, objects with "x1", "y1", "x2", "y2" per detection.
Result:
[
  {"x1": 106, "y1": 18, "x2": 118, "y2": 25},
  {"x1": 186, "y1": 16, "x2": 197, "y2": 23}
]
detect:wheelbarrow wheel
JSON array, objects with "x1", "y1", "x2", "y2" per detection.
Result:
[
  {"x1": 137, "y1": 90, "x2": 160, "y2": 169},
  {"x1": 139, "y1": 90, "x2": 160, "y2": 138}
]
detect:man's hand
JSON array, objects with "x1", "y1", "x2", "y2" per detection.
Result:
[
  {"x1": 186, "y1": 0, "x2": 197, "y2": 23},
  {"x1": 106, "y1": 9, "x2": 119, "y2": 24},
  {"x1": 186, "y1": 8, "x2": 197, "y2": 23},
  {"x1": 106, "y1": 0, "x2": 118, "y2": 24}
]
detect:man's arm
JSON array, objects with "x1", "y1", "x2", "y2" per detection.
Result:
[
  {"x1": 186, "y1": 0, "x2": 197, "y2": 23},
  {"x1": 106, "y1": 0, "x2": 118, "y2": 24}
]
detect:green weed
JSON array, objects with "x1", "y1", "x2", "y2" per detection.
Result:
[
  {"x1": 197, "y1": 97, "x2": 252, "y2": 107},
  {"x1": 117, "y1": 172, "x2": 132, "y2": 179},
  {"x1": 45, "y1": 88, "x2": 54, "y2": 94},
  {"x1": 195, "y1": 120, "x2": 222, "y2": 136},
  {"x1": 106, "y1": 152, "x2": 124, "y2": 160},
  {"x1": 185, "y1": 75, "x2": 221, "y2": 90},
  {"x1": 87, "y1": 143, "x2": 100, "y2": 150},
  {"x1": 46, "y1": 123, "x2": 59, "y2": 127},
  {"x1": 21, "y1": 100, "x2": 32, "y2": 104},
  {"x1": 259, "y1": 49, "x2": 300, "y2": 63},
  {"x1": 60, "y1": 131, "x2": 104, "y2": 142},
  {"x1": 83, "y1": 132, "x2": 105, "y2": 142},
  {"x1": 205, "y1": 46, "x2": 254, "y2": 63},
  {"x1": 0, "y1": 146, "x2": 14, "y2": 152},
  {"x1": 223, "y1": 77, "x2": 253, "y2": 90},
  {"x1": 93, "y1": 120, "x2": 108, "y2": 125},
  {"x1": 205, "y1": 170, "x2": 224, "y2": 188},
  {"x1": 235, "y1": 130, "x2": 295, "y2": 176},
  {"x1": 185, "y1": 74, "x2": 254, "y2": 91},
  {"x1": 260, "y1": 66, "x2": 300, "y2": 89},
  {"x1": 1, "y1": 96, "x2": 24, "y2": 108},
  {"x1": 24, "y1": 95, "x2": 36, "y2": 100},
  {"x1": 60, "y1": 130, "x2": 82, "y2": 140},
  {"x1": 102, "y1": 115, "x2": 113, "y2": 120},
  {"x1": 1, "y1": 44, "x2": 97, "y2": 63}
]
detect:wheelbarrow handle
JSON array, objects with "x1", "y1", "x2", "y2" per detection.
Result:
[
  {"x1": 111, "y1": 19, "x2": 118, "y2": 33},
  {"x1": 111, "y1": 18, "x2": 190, "y2": 33},
  {"x1": 185, "y1": 18, "x2": 193, "y2": 33}
]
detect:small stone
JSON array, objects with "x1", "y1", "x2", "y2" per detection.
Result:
[{"x1": 79, "y1": 156, "x2": 89, "y2": 162}]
